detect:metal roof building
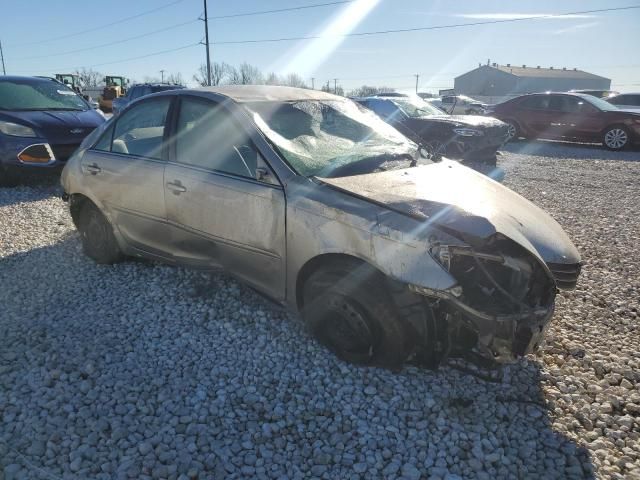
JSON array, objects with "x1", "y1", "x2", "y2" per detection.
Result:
[{"x1": 454, "y1": 63, "x2": 611, "y2": 97}]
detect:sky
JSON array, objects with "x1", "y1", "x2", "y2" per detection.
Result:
[{"x1": 2, "y1": 0, "x2": 639, "y2": 93}]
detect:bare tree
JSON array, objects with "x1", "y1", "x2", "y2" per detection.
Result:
[
  {"x1": 143, "y1": 75, "x2": 161, "y2": 83},
  {"x1": 193, "y1": 62, "x2": 229, "y2": 86},
  {"x1": 166, "y1": 72, "x2": 184, "y2": 85},
  {"x1": 321, "y1": 82, "x2": 344, "y2": 96},
  {"x1": 237, "y1": 62, "x2": 264, "y2": 85},
  {"x1": 284, "y1": 73, "x2": 307, "y2": 88},
  {"x1": 73, "y1": 68, "x2": 103, "y2": 89},
  {"x1": 348, "y1": 85, "x2": 396, "y2": 97},
  {"x1": 265, "y1": 72, "x2": 282, "y2": 85}
]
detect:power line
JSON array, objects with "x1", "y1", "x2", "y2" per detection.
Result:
[
  {"x1": 13, "y1": 20, "x2": 199, "y2": 61},
  {"x1": 213, "y1": 5, "x2": 640, "y2": 45},
  {"x1": 6, "y1": 0, "x2": 185, "y2": 47},
  {"x1": 13, "y1": 43, "x2": 200, "y2": 74},
  {"x1": 208, "y1": 1, "x2": 353, "y2": 20}
]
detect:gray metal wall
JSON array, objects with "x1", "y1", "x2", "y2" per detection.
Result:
[
  {"x1": 454, "y1": 67, "x2": 516, "y2": 96},
  {"x1": 454, "y1": 66, "x2": 611, "y2": 96}
]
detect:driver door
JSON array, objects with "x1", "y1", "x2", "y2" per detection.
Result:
[{"x1": 164, "y1": 96, "x2": 286, "y2": 300}]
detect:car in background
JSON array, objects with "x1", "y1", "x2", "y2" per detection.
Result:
[
  {"x1": 61, "y1": 85, "x2": 581, "y2": 368},
  {"x1": 427, "y1": 95, "x2": 488, "y2": 115},
  {"x1": 0, "y1": 75, "x2": 106, "y2": 186},
  {"x1": 606, "y1": 92, "x2": 640, "y2": 111},
  {"x1": 491, "y1": 92, "x2": 640, "y2": 150},
  {"x1": 569, "y1": 89, "x2": 618, "y2": 99},
  {"x1": 353, "y1": 95, "x2": 508, "y2": 168},
  {"x1": 112, "y1": 83, "x2": 185, "y2": 115}
]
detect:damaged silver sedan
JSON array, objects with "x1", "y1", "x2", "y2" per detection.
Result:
[{"x1": 61, "y1": 86, "x2": 581, "y2": 368}]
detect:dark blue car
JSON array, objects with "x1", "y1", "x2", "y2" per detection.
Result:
[{"x1": 0, "y1": 76, "x2": 105, "y2": 186}]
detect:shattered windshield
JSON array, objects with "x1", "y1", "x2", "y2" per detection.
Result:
[
  {"x1": 246, "y1": 99, "x2": 422, "y2": 177},
  {"x1": 392, "y1": 97, "x2": 445, "y2": 118}
]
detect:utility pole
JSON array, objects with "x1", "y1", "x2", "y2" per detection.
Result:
[
  {"x1": 333, "y1": 78, "x2": 338, "y2": 95},
  {"x1": 160, "y1": 70, "x2": 165, "y2": 83},
  {"x1": 202, "y1": 0, "x2": 212, "y2": 86},
  {"x1": 0, "y1": 40, "x2": 6, "y2": 75},
  {"x1": 414, "y1": 74, "x2": 419, "y2": 94},
  {"x1": 311, "y1": 77, "x2": 315, "y2": 90}
]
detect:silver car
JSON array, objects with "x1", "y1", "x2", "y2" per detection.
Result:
[{"x1": 61, "y1": 86, "x2": 581, "y2": 368}]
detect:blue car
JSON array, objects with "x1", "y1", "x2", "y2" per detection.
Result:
[{"x1": 0, "y1": 76, "x2": 106, "y2": 186}]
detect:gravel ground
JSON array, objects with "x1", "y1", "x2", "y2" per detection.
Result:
[{"x1": 1, "y1": 143, "x2": 639, "y2": 480}]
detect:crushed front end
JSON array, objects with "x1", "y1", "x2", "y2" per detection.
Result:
[{"x1": 409, "y1": 236, "x2": 579, "y2": 365}]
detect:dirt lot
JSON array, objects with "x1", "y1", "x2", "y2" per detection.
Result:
[{"x1": 1, "y1": 141, "x2": 639, "y2": 479}]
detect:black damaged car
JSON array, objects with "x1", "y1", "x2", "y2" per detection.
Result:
[{"x1": 354, "y1": 95, "x2": 509, "y2": 168}]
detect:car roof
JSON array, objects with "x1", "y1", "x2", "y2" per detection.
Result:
[
  {"x1": 0, "y1": 75, "x2": 59, "y2": 84},
  {"x1": 193, "y1": 85, "x2": 343, "y2": 103},
  {"x1": 132, "y1": 83, "x2": 185, "y2": 88}
]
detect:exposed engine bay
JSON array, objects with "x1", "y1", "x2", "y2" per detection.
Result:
[{"x1": 407, "y1": 237, "x2": 559, "y2": 365}]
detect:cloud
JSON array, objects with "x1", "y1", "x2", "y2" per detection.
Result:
[
  {"x1": 553, "y1": 21, "x2": 600, "y2": 35},
  {"x1": 454, "y1": 13, "x2": 594, "y2": 20}
]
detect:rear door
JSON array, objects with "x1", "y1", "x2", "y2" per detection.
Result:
[
  {"x1": 163, "y1": 95, "x2": 286, "y2": 300},
  {"x1": 80, "y1": 96, "x2": 173, "y2": 254}
]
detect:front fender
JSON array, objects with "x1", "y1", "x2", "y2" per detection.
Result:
[{"x1": 284, "y1": 179, "x2": 458, "y2": 310}]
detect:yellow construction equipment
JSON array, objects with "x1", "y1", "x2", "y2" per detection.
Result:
[{"x1": 99, "y1": 76, "x2": 128, "y2": 112}]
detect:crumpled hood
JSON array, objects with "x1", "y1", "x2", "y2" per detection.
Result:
[
  {"x1": 319, "y1": 160, "x2": 580, "y2": 265},
  {"x1": 417, "y1": 114, "x2": 507, "y2": 129},
  {"x1": 0, "y1": 109, "x2": 104, "y2": 133}
]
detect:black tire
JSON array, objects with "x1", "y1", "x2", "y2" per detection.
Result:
[
  {"x1": 602, "y1": 125, "x2": 630, "y2": 151},
  {"x1": 77, "y1": 202, "x2": 123, "y2": 264},
  {"x1": 504, "y1": 119, "x2": 522, "y2": 142},
  {"x1": 302, "y1": 260, "x2": 408, "y2": 368}
]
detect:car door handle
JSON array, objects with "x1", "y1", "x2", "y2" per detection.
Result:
[
  {"x1": 166, "y1": 180, "x2": 187, "y2": 194},
  {"x1": 84, "y1": 163, "x2": 101, "y2": 175}
]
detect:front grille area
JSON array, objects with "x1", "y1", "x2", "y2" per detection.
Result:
[
  {"x1": 50, "y1": 144, "x2": 80, "y2": 162},
  {"x1": 547, "y1": 262, "x2": 582, "y2": 290}
]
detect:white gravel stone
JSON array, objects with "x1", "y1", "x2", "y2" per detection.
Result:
[{"x1": 1, "y1": 146, "x2": 639, "y2": 479}]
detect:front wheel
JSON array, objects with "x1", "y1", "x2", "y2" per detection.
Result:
[
  {"x1": 302, "y1": 260, "x2": 408, "y2": 368},
  {"x1": 77, "y1": 203, "x2": 123, "y2": 264},
  {"x1": 504, "y1": 120, "x2": 521, "y2": 142},
  {"x1": 603, "y1": 126, "x2": 630, "y2": 151}
]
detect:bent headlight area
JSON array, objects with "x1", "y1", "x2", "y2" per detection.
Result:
[
  {"x1": 453, "y1": 128, "x2": 484, "y2": 137},
  {"x1": 0, "y1": 121, "x2": 37, "y2": 137}
]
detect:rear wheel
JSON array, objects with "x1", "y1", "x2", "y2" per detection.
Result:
[
  {"x1": 302, "y1": 260, "x2": 408, "y2": 368},
  {"x1": 603, "y1": 126, "x2": 630, "y2": 151},
  {"x1": 77, "y1": 202, "x2": 123, "y2": 264}
]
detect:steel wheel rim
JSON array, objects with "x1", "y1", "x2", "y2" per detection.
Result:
[
  {"x1": 506, "y1": 123, "x2": 517, "y2": 141},
  {"x1": 605, "y1": 128, "x2": 627, "y2": 149},
  {"x1": 324, "y1": 296, "x2": 376, "y2": 359}
]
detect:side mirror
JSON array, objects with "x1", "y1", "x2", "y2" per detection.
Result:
[{"x1": 256, "y1": 167, "x2": 270, "y2": 182}]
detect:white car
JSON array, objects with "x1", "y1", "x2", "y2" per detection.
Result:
[
  {"x1": 606, "y1": 93, "x2": 640, "y2": 112},
  {"x1": 427, "y1": 95, "x2": 487, "y2": 115}
]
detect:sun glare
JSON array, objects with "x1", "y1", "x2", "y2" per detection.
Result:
[{"x1": 274, "y1": 0, "x2": 381, "y2": 77}]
